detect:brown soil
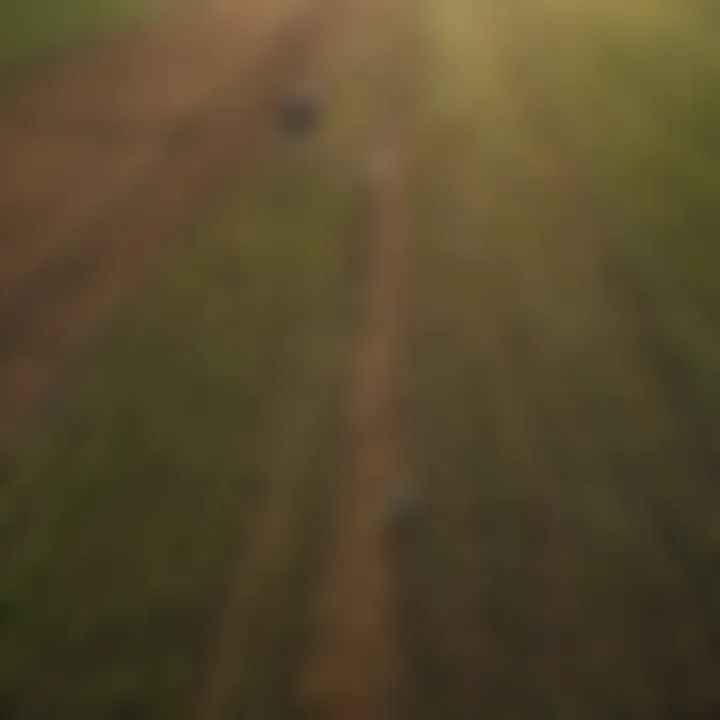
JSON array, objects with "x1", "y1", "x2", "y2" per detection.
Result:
[
  {"x1": 299, "y1": 148, "x2": 407, "y2": 720},
  {"x1": 299, "y1": 131, "x2": 411, "y2": 720},
  {"x1": 0, "y1": 0, "x2": 329, "y2": 453},
  {"x1": 294, "y1": 1, "x2": 422, "y2": 715}
]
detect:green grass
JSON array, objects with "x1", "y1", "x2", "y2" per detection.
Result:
[
  {"x1": 0, "y1": 5, "x2": 391, "y2": 714},
  {"x1": 401, "y1": 0, "x2": 720, "y2": 716},
  {"x1": 494, "y1": 0, "x2": 720, "y2": 389},
  {"x1": 0, "y1": 136, "x2": 354, "y2": 719},
  {"x1": 0, "y1": 0, "x2": 170, "y2": 70},
  {"x1": 2, "y1": 0, "x2": 720, "y2": 716}
]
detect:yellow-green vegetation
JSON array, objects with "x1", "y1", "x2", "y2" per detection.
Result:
[
  {"x1": 0, "y1": 0, "x2": 168, "y2": 70},
  {"x1": 403, "y1": 0, "x2": 720, "y2": 716},
  {"x1": 501, "y1": 0, "x2": 720, "y2": 398},
  {"x1": 1, "y1": 0, "x2": 719, "y2": 717}
]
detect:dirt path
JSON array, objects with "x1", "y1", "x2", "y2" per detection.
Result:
[
  {"x1": 185, "y1": 2, "x2": 388, "y2": 717},
  {"x1": 298, "y1": 10, "x2": 416, "y2": 707},
  {"x1": 300, "y1": 144, "x2": 409, "y2": 720},
  {"x1": 0, "y1": 0, "x2": 332, "y2": 453}
]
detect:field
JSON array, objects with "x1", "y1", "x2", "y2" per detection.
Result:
[
  {"x1": 0, "y1": 0, "x2": 170, "y2": 71},
  {"x1": 0, "y1": 0, "x2": 719, "y2": 717}
]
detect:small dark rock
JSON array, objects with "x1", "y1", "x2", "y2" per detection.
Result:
[
  {"x1": 279, "y1": 87, "x2": 317, "y2": 136},
  {"x1": 389, "y1": 483, "x2": 420, "y2": 536}
]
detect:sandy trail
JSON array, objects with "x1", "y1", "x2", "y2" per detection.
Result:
[
  {"x1": 0, "y1": 0, "x2": 327, "y2": 452},
  {"x1": 298, "y1": 3, "x2": 417, "y2": 712},
  {"x1": 300, "y1": 148, "x2": 409, "y2": 720}
]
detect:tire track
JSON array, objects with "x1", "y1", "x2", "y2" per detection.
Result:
[
  {"x1": 187, "y1": 2, "x2": 371, "y2": 717},
  {"x1": 298, "y1": 4, "x2": 415, "y2": 705},
  {"x1": 300, "y1": 142, "x2": 410, "y2": 720}
]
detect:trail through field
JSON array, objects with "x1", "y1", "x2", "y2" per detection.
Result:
[
  {"x1": 294, "y1": 1, "x2": 421, "y2": 715},
  {"x1": 2, "y1": 0, "x2": 719, "y2": 716},
  {"x1": 0, "y1": 0, "x2": 338, "y2": 451},
  {"x1": 300, "y1": 146, "x2": 409, "y2": 720}
]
